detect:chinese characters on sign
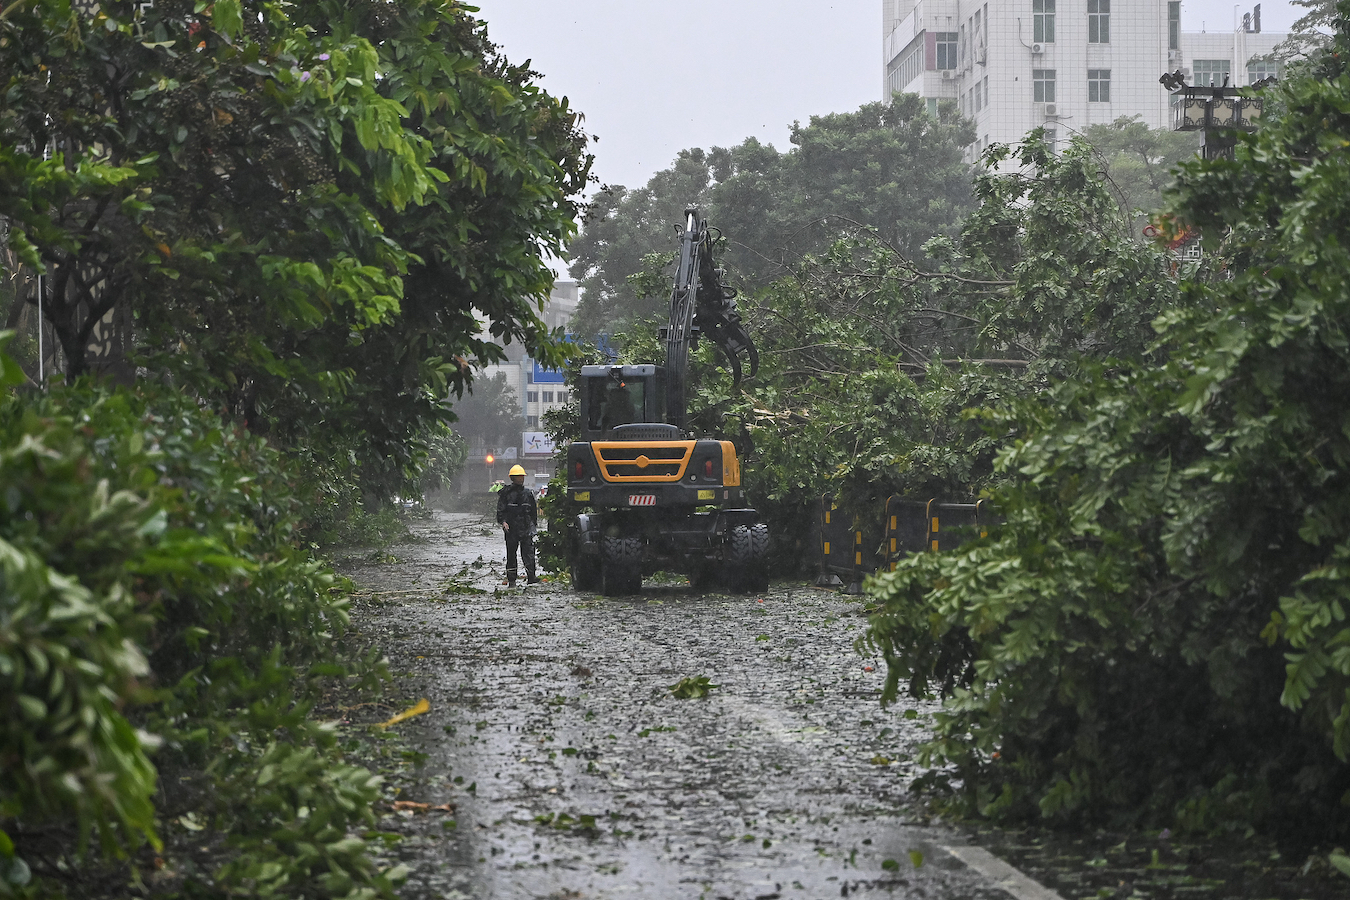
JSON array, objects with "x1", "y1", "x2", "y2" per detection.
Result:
[{"x1": 522, "y1": 432, "x2": 556, "y2": 457}]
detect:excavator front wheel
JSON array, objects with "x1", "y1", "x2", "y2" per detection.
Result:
[
  {"x1": 571, "y1": 553, "x2": 601, "y2": 592},
  {"x1": 600, "y1": 535, "x2": 643, "y2": 596}
]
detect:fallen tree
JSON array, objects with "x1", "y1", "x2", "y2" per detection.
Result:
[{"x1": 866, "y1": 5, "x2": 1350, "y2": 842}]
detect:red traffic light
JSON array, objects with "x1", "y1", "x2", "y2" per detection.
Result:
[{"x1": 485, "y1": 453, "x2": 495, "y2": 465}]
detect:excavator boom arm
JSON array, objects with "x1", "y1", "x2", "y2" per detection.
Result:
[{"x1": 664, "y1": 209, "x2": 759, "y2": 430}]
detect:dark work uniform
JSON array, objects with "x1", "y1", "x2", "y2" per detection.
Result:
[{"x1": 496, "y1": 482, "x2": 538, "y2": 585}]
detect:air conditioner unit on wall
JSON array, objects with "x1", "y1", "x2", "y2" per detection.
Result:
[
  {"x1": 1031, "y1": 42, "x2": 1044, "y2": 54},
  {"x1": 942, "y1": 69, "x2": 954, "y2": 79},
  {"x1": 1044, "y1": 103, "x2": 1059, "y2": 116}
]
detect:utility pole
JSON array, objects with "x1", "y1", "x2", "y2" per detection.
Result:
[{"x1": 36, "y1": 273, "x2": 43, "y2": 389}]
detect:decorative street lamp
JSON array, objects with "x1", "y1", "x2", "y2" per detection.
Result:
[{"x1": 1159, "y1": 70, "x2": 1271, "y2": 160}]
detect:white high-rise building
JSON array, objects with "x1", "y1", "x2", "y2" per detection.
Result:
[{"x1": 882, "y1": 0, "x2": 1284, "y2": 160}]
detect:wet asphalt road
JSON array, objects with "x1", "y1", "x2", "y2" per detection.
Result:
[{"x1": 340, "y1": 510, "x2": 1023, "y2": 900}]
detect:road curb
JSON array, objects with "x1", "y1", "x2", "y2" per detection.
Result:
[{"x1": 942, "y1": 845, "x2": 1066, "y2": 900}]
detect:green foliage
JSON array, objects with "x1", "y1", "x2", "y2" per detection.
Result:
[
  {"x1": 1272, "y1": 0, "x2": 1336, "y2": 62},
  {"x1": 417, "y1": 422, "x2": 466, "y2": 495},
  {"x1": 1080, "y1": 116, "x2": 1199, "y2": 218},
  {"x1": 536, "y1": 462, "x2": 571, "y2": 576},
  {"x1": 0, "y1": 529, "x2": 159, "y2": 860},
  {"x1": 449, "y1": 372, "x2": 520, "y2": 451},
  {"x1": 0, "y1": 370, "x2": 393, "y2": 896},
  {"x1": 0, "y1": 0, "x2": 591, "y2": 501},
  {"x1": 696, "y1": 134, "x2": 1179, "y2": 572},
  {"x1": 536, "y1": 338, "x2": 606, "y2": 574},
  {"x1": 669, "y1": 676, "x2": 719, "y2": 699},
  {"x1": 718, "y1": 94, "x2": 975, "y2": 286},
  {"x1": 864, "y1": 15, "x2": 1350, "y2": 839},
  {"x1": 569, "y1": 150, "x2": 714, "y2": 337},
  {"x1": 569, "y1": 95, "x2": 974, "y2": 338}
]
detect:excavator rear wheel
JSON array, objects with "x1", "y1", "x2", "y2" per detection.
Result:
[
  {"x1": 600, "y1": 535, "x2": 643, "y2": 596},
  {"x1": 726, "y1": 523, "x2": 770, "y2": 593}
]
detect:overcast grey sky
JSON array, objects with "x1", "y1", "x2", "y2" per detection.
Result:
[{"x1": 476, "y1": 0, "x2": 1301, "y2": 192}]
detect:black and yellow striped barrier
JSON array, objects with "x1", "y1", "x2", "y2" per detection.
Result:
[
  {"x1": 821, "y1": 494, "x2": 997, "y2": 587},
  {"x1": 817, "y1": 493, "x2": 876, "y2": 594}
]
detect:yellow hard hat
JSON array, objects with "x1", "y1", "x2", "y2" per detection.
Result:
[{"x1": 509, "y1": 464, "x2": 527, "y2": 476}]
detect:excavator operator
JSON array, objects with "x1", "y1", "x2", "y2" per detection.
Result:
[{"x1": 601, "y1": 372, "x2": 637, "y2": 433}]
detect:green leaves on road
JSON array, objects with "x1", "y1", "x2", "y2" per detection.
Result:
[{"x1": 669, "y1": 676, "x2": 720, "y2": 699}]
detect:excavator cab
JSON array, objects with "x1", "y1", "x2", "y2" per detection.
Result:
[{"x1": 579, "y1": 364, "x2": 669, "y2": 440}]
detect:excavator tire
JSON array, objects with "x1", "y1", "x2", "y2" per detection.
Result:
[
  {"x1": 726, "y1": 523, "x2": 770, "y2": 593},
  {"x1": 571, "y1": 553, "x2": 601, "y2": 592},
  {"x1": 690, "y1": 560, "x2": 719, "y2": 592},
  {"x1": 600, "y1": 535, "x2": 643, "y2": 596}
]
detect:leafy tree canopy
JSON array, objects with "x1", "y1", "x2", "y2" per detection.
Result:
[
  {"x1": 448, "y1": 370, "x2": 520, "y2": 450},
  {"x1": 566, "y1": 148, "x2": 712, "y2": 339},
  {"x1": 1272, "y1": 0, "x2": 1337, "y2": 62},
  {"x1": 1080, "y1": 116, "x2": 1198, "y2": 218},
  {"x1": 0, "y1": 0, "x2": 591, "y2": 498},
  {"x1": 568, "y1": 94, "x2": 974, "y2": 338}
]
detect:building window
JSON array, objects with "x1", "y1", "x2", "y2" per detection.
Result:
[
  {"x1": 1033, "y1": 0, "x2": 1055, "y2": 43},
  {"x1": 1088, "y1": 68, "x2": 1111, "y2": 101},
  {"x1": 887, "y1": 40, "x2": 923, "y2": 94},
  {"x1": 983, "y1": 76, "x2": 990, "y2": 110},
  {"x1": 974, "y1": 83, "x2": 983, "y2": 112},
  {"x1": 1193, "y1": 58, "x2": 1232, "y2": 87},
  {"x1": 1045, "y1": 127, "x2": 1058, "y2": 152},
  {"x1": 926, "y1": 97, "x2": 940, "y2": 117},
  {"x1": 1247, "y1": 58, "x2": 1278, "y2": 83},
  {"x1": 542, "y1": 391, "x2": 554, "y2": 403},
  {"x1": 557, "y1": 390, "x2": 568, "y2": 403},
  {"x1": 1168, "y1": 1, "x2": 1180, "y2": 50},
  {"x1": 936, "y1": 32, "x2": 958, "y2": 69},
  {"x1": 527, "y1": 391, "x2": 538, "y2": 403},
  {"x1": 1033, "y1": 68, "x2": 1056, "y2": 102},
  {"x1": 527, "y1": 415, "x2": 538, "y2": 428},
  {"x1": 1088, "y1": 0, "x2": 1109, "y2": 42}
]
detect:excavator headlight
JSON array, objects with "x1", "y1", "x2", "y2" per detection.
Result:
[{"x1": 704, "y1": 459, "x2": 715, "y2": 478}]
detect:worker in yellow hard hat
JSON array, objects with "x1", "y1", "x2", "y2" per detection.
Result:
[{"x1": 495, "y1": 463, "x2": 538, "y2": 587}]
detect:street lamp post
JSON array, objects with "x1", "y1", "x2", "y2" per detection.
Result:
[
  {"x1": 1160, "y1": 70, "x2": 1268, "y2": 160},
  {"x1": 485, "y1": 453, "x2": 495, "y2": 490}
]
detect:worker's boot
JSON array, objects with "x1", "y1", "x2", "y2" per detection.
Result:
[
  {"x1": 524, "y1": 541, "x2": 538, "y2": 585},
  {"x1": 505, "y1": 567, "x2": 517, "y2": 588}
]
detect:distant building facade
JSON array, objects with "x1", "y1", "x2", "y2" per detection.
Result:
[
  {"x1": 464, "y1": 279, "x2": 578, "y2": 487},
  {"x1": 881, "y1": 0, "x2": 1283, "y2": 160}
]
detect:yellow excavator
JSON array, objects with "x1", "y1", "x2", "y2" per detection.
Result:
[{"x1": 565, "y1": 209, "x2": 768, "y2": 595}]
